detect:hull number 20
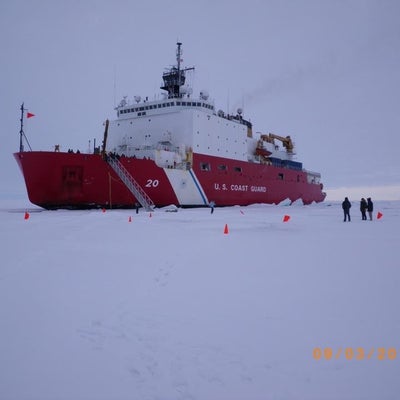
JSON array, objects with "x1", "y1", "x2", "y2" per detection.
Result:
[{"x1": 145, "y1": 179, "x2": 159, "y2": 188}]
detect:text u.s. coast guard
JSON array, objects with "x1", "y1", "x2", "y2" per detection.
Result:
[{"x1": 214, "y1": 183, "x2": 267, "y2": 192}]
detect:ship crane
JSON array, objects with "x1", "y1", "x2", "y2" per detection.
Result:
[{"x1": 260, "y1": 133, "x2": 295, "y2": 154}]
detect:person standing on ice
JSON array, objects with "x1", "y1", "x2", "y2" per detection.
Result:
[
  {"x1": 360, "y1": 198, "x2": 368, "y2": 220},
  {"x1": 342, "y1": 197, "x2": 351, "y2": 222},
  {"x1": 367, "y1": 197, "x2": 374, "y2": 220},
  {"x1": 209, "y1": 201, "x2": 215, "y2": 214}
]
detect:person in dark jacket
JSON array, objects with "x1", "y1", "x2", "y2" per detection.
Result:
[
  {"x1": 360, "y1": 198, "x2": 368, "y2": 220},
  {"x1": 209, "y1": 201, "x2": 215, "y2": 214},
  {"x1": 367, "y1": 197, "x2": 374, "y2": 221},
  {"x1": 342, "y1": 197, "x2": 351, "y2": 222}
]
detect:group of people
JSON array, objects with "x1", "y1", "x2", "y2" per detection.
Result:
[{"x1": 342, "y1": 197, "x2": 374, "y2": 222}]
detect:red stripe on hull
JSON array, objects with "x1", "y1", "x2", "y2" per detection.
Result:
[
  {"x1": 14, "y1": 152, "x2": 178, "y2": 209},
  {"x1": 192, "y1": 153, "x2": 325, "y2": 205},
  {"x1": 14, "y1": 151, "x2": 325, "y2": 209}
]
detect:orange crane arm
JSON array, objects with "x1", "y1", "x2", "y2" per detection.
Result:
[{"x1": 266, "y1": 133, "x2": 294, "y2": 153}]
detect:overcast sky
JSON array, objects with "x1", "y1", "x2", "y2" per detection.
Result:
[{"x1": 1, "y1": 0, "x2": 399, "y2": 200}]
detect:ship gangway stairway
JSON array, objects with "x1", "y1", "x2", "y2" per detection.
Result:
[{"x1": 106, "y1": 156, "x2": 155, "y2": 211}]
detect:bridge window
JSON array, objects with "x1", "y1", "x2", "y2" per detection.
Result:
[{"x1": 200, "y1": 162, "x2": 211, "y2": 171}]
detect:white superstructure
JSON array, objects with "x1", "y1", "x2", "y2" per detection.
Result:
[{"x1": 108, "y1": 98, "x2": 252, "y2": 164}]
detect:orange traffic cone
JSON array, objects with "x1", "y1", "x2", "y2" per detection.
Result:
[
  {"x1": 149, "y1": 212, "x2": 152, "y2": 218},
  {"x1": 283, "y1": 215, "x2": 290, "y2": 222},
  {"x1": 24, "y1": 211, "x2": 30, "y2": 220},
  {"x1": 102, "y1": 208, "x2": 106, "y2": 213},
  {"x1": 377, "y1": 211, "x2": 383, "y2": 220},
  {"x1": 128, "y1": 216, "x2": 132, "y2": 222},
  {"x1": 224, "y1": 224, "x2": 229, "y2": 234}
]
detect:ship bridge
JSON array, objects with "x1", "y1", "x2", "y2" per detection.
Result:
[{"x1": 117, "y1": 98, "x2": 215, "y2": 119}]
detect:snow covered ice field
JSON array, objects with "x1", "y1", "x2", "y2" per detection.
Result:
[{"x1": 0, "y1": 198, "x2": 399, "y2": 400}]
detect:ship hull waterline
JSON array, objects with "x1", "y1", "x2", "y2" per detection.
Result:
[{"x1": 14, "y1": 151, "x2": 326, "y2": 209}]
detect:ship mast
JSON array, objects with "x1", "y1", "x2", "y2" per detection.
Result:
[
  {"x1": 19, "y1": 103, "x2": 32, "y2": 152},
  {"x1": 19, "y1": 103, "x2": 24, "y2": 152},
  {"x1": 177, "y1": 41, "x2": 182, "y2": 78},
  {"x1": 161, "y1": 42, "x2": 194, "y2": 98}
]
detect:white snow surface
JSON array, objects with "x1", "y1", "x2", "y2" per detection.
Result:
[{"x1": 0, "y1": 199, "x2": 399, "y2": 400}]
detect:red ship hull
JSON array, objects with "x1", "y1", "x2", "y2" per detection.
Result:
[{"x1": 14, "y1": 151, "x2": 325, "y2": 209}]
